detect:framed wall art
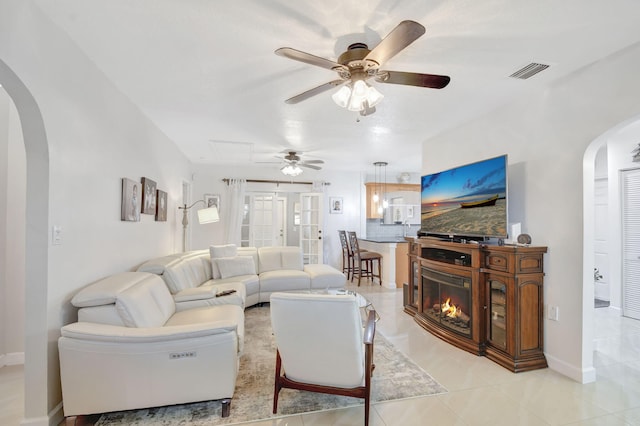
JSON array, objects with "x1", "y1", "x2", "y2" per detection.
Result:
[
  {"x1": 204, "y1": 194, "x2": 220, "y2": 211},
  {"x1": 156, "y1": 189, "x2": 167, "y2": 222},
  {"x1": 330, "y1": 197, "x2": 343, "y2": 214},
  {"x1": 141, "y1": 177, "x2": 157, "y2": 215},
  {"x1": 121, "y1": 178, "x2": 141, "y2": 222}
]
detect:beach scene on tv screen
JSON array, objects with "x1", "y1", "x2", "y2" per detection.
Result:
[{"x1": 421, "y1": 156, "x2": 507, "y2": 237}]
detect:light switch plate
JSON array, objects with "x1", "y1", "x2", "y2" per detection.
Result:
[{"x1": 52, "y1": 225, "x2": 62, "y2": 245}]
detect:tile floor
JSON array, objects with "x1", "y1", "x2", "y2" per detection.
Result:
[{"x1": 2, "y1": 282, "x2": 640, "y2": 425}]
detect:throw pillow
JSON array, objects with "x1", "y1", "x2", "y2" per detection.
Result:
[
  {"x1": 216, "y1": 256, "x2": 256, "y2": 279},
  {"x1": 209, "y1": 244, "x2": 237, "y2": 279}
]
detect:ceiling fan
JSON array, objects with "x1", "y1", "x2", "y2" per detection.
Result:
[
  {"x1": 275, "y1": 20, "x2": 450, "y2": 113},
  {"x1": 280, "y1": 151, "x2": 324, "y2": 176}
]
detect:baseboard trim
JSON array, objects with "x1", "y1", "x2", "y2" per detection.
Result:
[
  {"x1": 49, "y1": 401, "x2": 64, "y2": 426},
  {"x1": 0, "y1": 351, "x2": 25, "y2": 367},
  {"x1": 19, "y1": 415, "x2": 49, "y2": 426},
  {"x1": 545, "y1": 353, "x2": 596, "y2": 383},
  {"x1": 19, "y1": 401, "x2": 64, "y2": 426}
]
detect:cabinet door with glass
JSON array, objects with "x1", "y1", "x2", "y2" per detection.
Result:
[
  {"x1": 486, "y1": 275, "x2": 509, "y2": 352},
  {"x1": 299, "y1": 193, "x2": 323, "y2": 264},
  {"x1": 404, "y1": 240, "x2": 421, "y2": 315}
]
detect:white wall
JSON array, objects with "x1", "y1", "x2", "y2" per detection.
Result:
[
  {"x1": 0, "y1": 88, "x2": 26, "y2": 365},
  {"x1": 189, "y1": 164, "x2": 366, "y2": 269},
  {"x1": 0, "y1": 89, "x2": 8, "y2": 362},
  {"x1": 593, "y1": 146, "x2": 609, "y2": 303},
  {"x1": 422, "y1": 42, "x2": 640, "y2": 382},
  {"x1": 1, "y1": 2, "x2": 192, "y2": 423}
]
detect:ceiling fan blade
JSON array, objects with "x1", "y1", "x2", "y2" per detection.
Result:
[
  {"x1": 284, "y1": 80, "x2": 345, "y2": 104},
  {"x1": 302, "y1": 159, "x2": 324, "y2": 164},
  {"x1": 375, "y1": 71, "x2": 450, "y2": 89},
  {"x1": 275, "y1": 47, "x2": 347, "y2": 72},
  {"x1": 364, "y1": 20, "x2": 426, "y2": 68},
  {"x1": 299, "y1": 163, "x2": 322, "y2": 170}
]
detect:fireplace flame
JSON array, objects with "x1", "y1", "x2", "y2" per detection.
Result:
[{"x1": 441, "y1": 298, "x2": 462, "y2": 319}]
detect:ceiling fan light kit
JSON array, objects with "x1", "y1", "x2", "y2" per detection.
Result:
[
  {"x1": 281, "y1": 164, "x2": 303, "y2": 176},
  {"x1": 279, "y1": 151, "x2": 324, "y2": 176},
  {"x1": 331, "y1": 80, "x2": 384, "y2": 112},
  {"x1": 276, "y1": 20, "x2": 450, "y2": 113}
]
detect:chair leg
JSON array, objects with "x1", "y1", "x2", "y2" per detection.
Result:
[
  {"x1": 364, "y1": 394, "x2": 370, "y2": 426},
  {"x1": 273, "y1": 350, "x2": 283, "y2": 414},
  {"x1": 221, "y1": 398, "x2": 231, "y2": 417}
]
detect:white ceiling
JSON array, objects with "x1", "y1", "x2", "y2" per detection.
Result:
[{"x1": 34, "y1": 0, "x2": 640, "y2": 177}]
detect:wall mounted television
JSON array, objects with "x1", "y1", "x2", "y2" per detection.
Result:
[{"x1": 420, "y1": 155, "x2": 508, "y2": 240}]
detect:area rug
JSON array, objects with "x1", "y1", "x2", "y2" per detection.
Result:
[{"x1": 96, "y1": 305, "x2": 447, "y2": 425}]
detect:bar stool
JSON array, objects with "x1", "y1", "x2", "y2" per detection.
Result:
[{"x1": 348, "y1": 231, "x2": 382, "y2": 286}]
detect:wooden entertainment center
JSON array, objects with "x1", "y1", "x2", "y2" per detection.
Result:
[{"x1": 403, "y1": 237, "x2": 548, "y2": 372}]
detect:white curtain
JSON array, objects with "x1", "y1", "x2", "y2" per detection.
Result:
[{"x1": 223, "y1": 178, "x2": 246, "y2": 245}]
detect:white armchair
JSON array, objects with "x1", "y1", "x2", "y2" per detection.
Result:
[
  {"x1": 269, "y1": 292, "x2": 376, "y2": 426},
  {"x1": 58, "y1": 272, "x2": 244, "y2": 420}
]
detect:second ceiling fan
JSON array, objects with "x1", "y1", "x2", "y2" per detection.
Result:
[{"x1": 275, "y1": 20, "x2": 450, "y2": 114}]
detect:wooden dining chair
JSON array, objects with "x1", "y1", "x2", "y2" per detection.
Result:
[
  {"x1": 348, "y1": 231, "x2": 382, "y2": 286},
  {"x1": 338, "y1": 230, "x2": 352, "y2": 280}
]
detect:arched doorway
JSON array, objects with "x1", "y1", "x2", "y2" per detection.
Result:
[
  {"x1": 583, "y1": 113, "x2": 640, "y2": 383},
  {"x1": 0, "y1": 59, "x2": 51, "y2": 424}
]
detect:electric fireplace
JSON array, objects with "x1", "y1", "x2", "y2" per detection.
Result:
[
  {"x1": 413, "y1": 242, "x2": 485, "y2": 356},
  {"x1": 422, "y1": 268, "x2": 471, "y2": 337}
]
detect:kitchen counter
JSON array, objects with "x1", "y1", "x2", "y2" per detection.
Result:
[
  {"x1": 357, "y1": 238, "x2": 409, "y2": 289},
  {"x1": 360, "y1": 237, "x2": 410, "y2": 244}
]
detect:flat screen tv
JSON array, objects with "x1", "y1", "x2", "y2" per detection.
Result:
[{"x1": 420, "y1": 155, "x2": 508, "y2": 240}]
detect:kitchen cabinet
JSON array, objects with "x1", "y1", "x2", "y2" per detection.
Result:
[{"x1": 365, "y1": 183, "x2": 420, "y2": 222}]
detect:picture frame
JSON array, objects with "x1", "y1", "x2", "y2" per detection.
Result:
[
  {"x1": 204, "y1": 194, "x2": 220, "y2": 211},
  {"x1": 155, "y1": 189, "x2": 167, "y2": 222},
  {"x1": 330, "y1": 197, "x2": 343, "y2": 214},
  {"x1": 141, "y1": 177, "x2": 157, "y2": 215},
  {"x1": 121, "y1": 178, "x2": 141, "y2": 222}
]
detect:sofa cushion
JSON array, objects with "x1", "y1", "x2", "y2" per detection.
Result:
[
  {"x1": 71, "y1": 272, "x2": 150, "y2": 308},
  {"x1": 209, "y1": 244, "x2": 237, "y2": 279},
  {"x1": 211, "y1": 275, "x2": 259, "y2": 300},
  {"x1": 137, "y1": 250, "x2": 210, "y2": 278},
  {"x1": 258, "y1": 246, "x2": 304, "y2": 273},
  {"x1": 162, "y1": 255, "x2": 211, "y2": 294},
  {"x1": 77, "y1": 305, "x2": 126, "y2": 327},
  {"x1": 304, "y1": 264, "x2": 347, "y2": 289},
  {"x1": 259, "y1": 269, "x2": 310, "y2": 292},
  {"x1": 115, "y1": 277, "x2": 176, "y2": 327},
  {"x1": 172, "y1": 286, "x2": 219, "y2": 302},
  {"x1": 166, "y1": 304, "x2": 245, "y2": 354},
  {"x1": 216, "y1": 256, "x2": 256, "y2": 279}
]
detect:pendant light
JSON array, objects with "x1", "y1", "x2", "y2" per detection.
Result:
[{"x1": 373, "y1": 162, "x2": 388, "y2": 215}]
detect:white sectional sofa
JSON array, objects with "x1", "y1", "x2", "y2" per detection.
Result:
[
  {"x1": 59, "y1": 245, "x2": 345, "y2": 421},
  {"x1": 58, "y1": 271, "x2": 244, "y2": 419},
  {"x1": 137, "y1": 245, "x2": 346, "y2": 307}
]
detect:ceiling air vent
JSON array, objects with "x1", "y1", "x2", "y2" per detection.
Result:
[{"x1": 509, "y1": 63, "x2": 549, "y2": 80}]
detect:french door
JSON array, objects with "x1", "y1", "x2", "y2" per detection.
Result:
[
  {"x1": 247, "y1": 193, "x2": 286, "y2": 248},
  {"x1": 300, "y1": 193, "x2": 323, "y2": 264}
]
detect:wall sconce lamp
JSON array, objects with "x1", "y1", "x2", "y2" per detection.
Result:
[{"x1": 179, "y1": 200, "x2": 219, "y2": 252}]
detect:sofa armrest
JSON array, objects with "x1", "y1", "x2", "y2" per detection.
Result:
[
  {"x1": 60, "y1": 320, "x2": 237, "y2": 343},
  {"x1": 173, "y1": 286, "x2": 218, "y2": 302}
]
